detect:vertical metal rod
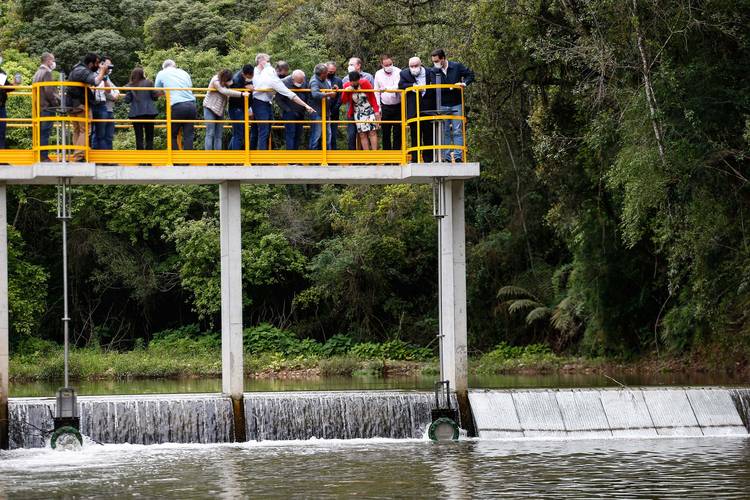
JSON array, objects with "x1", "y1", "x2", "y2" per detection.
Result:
[
  {"x1": 57, "y1": 179, "x2": 71, "y2": 388},
  {"x1": 433, "y1": 178, "x2": 446, "y2": 382}
]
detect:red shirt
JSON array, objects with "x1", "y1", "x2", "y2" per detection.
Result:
[{"x1": 341, "y1": 79, "x2": 380, "y2": 118}]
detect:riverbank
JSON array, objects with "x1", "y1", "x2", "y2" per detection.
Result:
[{"x1": 8, "y1": 340, "x2": 748, "y2": 383}]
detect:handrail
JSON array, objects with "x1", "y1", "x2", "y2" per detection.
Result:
[{"x1": 0, "y1": 82, "x2": 468, "y2": 166}]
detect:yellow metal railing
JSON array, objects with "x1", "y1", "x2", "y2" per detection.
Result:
[{"x1": 0, "y1": 82, "x2": 467, "y2": 166}]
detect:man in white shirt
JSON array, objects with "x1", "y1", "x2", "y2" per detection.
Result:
[
  {"x1": 373, "y1": 55, "x2": 402, "y2": 150},
  {"x1": 251, "y1": 53, "x2": 314, "y2": 150}
]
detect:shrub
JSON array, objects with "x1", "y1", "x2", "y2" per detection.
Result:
[
  {"x1": 319, "y1": 356, "x2": 360, "y2": 376},
  {"x1": 320, "y1": 334, "x2": 354, "y2": 357},
  {"x1": 351, "y1": 339, "x2": 434, "y2": 361}
]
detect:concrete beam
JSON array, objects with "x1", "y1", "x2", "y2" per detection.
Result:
[
  {"x1": 0, "y1": 184, "x2": 8, "y2": 449},
  {"x1": 0, "y1": 163, "x2": 480, "y2": 185},
  {"x1": 220, "y1": 182, "x2": 244, "y2": 402}
]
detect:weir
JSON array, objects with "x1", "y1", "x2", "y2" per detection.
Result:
[{"x1": 0, "y1": 81, "x2": 478, "y2": 448}]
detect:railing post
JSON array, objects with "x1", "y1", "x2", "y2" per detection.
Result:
[
  {"x1": 400, "y1": 89, "x2": 408, "y2": 165},
  {"x1": 321, "y1": 95, "x2": 328, "y2": 166},
  {"x1": 461, "y1": 86, "x2": 467, "y2": 162},
  {"x1": 33, "y1": 84, "x2": 40, "y2": 163},
  {"x1": 0, "y1": 183, "x2": 8, "y2": 450},
  {"x1": 84, "y1": 88, "x2": 90, "y2": 163},
  {"x1": 166, "y1": 90, "x2": 173, "y2": 166},
  {"x1": 415, "y1": 87, "x2": 422, "y2": 163},
  {"x1": 244, "y1": 93, "x2": 250, "y2": 166}
]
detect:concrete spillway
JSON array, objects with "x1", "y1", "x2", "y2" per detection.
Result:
[
  {"x1": 7, "y1": 387, "x2": 750, "y2": 449},
  {"x1": 469, "y1": 388, "x2": 750, "y2": 439}
]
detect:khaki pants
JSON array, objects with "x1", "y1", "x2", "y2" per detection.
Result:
[{"x1": 70, "y1": 107, "x2": 90, "y2": 160}]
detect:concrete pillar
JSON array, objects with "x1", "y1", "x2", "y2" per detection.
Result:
[
  {"x1": 439, "y1": 180, "x2": 472, "y2": 433},
  {"x1": 0, "y1": 184, "x2": 8, "y2": 449},
  {"x1": 220, "y1": 182, "x2": 244, "y2": 399}
]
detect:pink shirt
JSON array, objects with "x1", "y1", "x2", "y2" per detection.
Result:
[{"x1": 374, "y1": 67, "x2": 402, "y2": 107}]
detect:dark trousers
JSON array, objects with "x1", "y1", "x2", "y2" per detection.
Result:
[
  {"x1": 170, "y1": 101, "x2": 196, "y2": 150},
  {"x1": 91, "y1": 103, "x2": 108, "y2": 149},
  {"x1": 39, "y1": 109, "x2": 54, "y2": 160},
  {"x1": 381, "y1": 103, "x2": 402, "y2": 150},
  {"x1": 282, "y1": 109, "x2": 305, "y2": 150},
  {"x1": 330, "y1": 105, "x2": 341, "y2": 150},
  {"x1": 229, "y1": 107, "x2": 248, "y2": 150},
  {"x1": 132, "y1": 114, "x2": 156, "y2": 150},
  {"x1": 409, "y1": 120, "x2": 434, "y2": 163},
  {"x1": 0, "y1": 107, "x2": 6, "y2": 149},
  {"x1": 347, "y1": 122, "x2": 357, "y2": 150},
  {"x1": 252, "y1": 98, "x2": 274, "y2": 150}
]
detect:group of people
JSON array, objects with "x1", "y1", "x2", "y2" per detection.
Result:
[{"x1": 22, "y1": 48, "x2": 474, "y2": 162}]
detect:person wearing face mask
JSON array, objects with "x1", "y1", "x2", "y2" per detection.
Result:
[
  {"x1": 252, "y1": 53, "x2": 314, "y2": 150},
  {"x1": 342, "y1": 71, "x2": 380, "y2": 151},
  {"x1": 308, "y1": 63, "x2": 338, "y2": 150},
  {"x1": 227, "y1": 64, "x2": 255, "y2": 150},
  {"x1": 68, "y1": 53, "x2": 109, "y2": 160},
  {"x1": 277, "y1": 69, "x2": 309, "y2": 150},
  {"x1": 429, "y1": 48, "x2": 474, "y2": 162},
  {"x1": 399, "y1": 56, "x2": 435, "y2": 162},
  {"x1": 374, "y1": 55, "x2": 401, "y2": 151},
  {"x1": 341, "y1": 57, "x2": 374, "y2": 150},
  {"x1": 32, "y1": 52, "x2": 61, "y2": 161},
  {"x1": 325, "y1": 62, "x2": 344, "y2": 150}
]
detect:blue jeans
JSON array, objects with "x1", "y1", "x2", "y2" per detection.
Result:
[
  {"x1": 228, "y1": 107, "x2": 246, "y2": 150},
  {"x1": 309, "y1": 113, "x2": 331, "y2": 150},
  {"x1": 440, "y1": 104, "x2": 463, "y2": 161},
  {"x1": 91, "y1": 103, "x2": 109, "y2": 149},
  {"x1": 283, "y1": 110, "x2": 305, "y2": 150},
  {"x1": 204, "y1": 108, "x2": 224, "y2": 150},
  {"x1": 39, "y1": 109, "x2": 54, "y2": 160},
  {"x1": 0, "y1": 107, "x2": 6, "y2": 149},
  {"x1": 252, "y1": 98, "x2": 273, "y2": 150}
]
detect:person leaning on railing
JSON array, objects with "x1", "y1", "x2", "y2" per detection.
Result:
[
  {"x1": 154, "y1": 59, "x2": 197, "y2": 151},
  {"x1": 308, "y1": 63, "x2": 337, "y2": 151},
  {"x1": 341, "y1": 71, "x2": 380, "y2": 151},
  {"x1": 204, "y1": 69, "x2": 250, "y2": 151},
  {"x1": 326, "y1": 62, "x2": 344, "y2": 151},
  {"x1": 277, "y1": 70, "x2": 309, "y2": 151},
  {"x1": 32, "y1": 53, "x2": 60, "y2": 161},
  {"x1": 227, "y1": 64, "x2": 254, "y2": 151},
  {"x1": 342, "y1": 58, "x2": 375, "y2": 150},
  {"x1": 68, "y1": 53, "x2": 110, "y2": 161},
  {"x1": 251, "y1": 53, "x2": 314, "y2": 151},
  {"x1": 399, "y1": 56, "x2": 435, "y2": 163},
  {"x1": 124, "y1": 67, "x2": 159, "y2": 151},
  {"x1": 374, "y1": 55, "x2": 402, "y2": 151}
]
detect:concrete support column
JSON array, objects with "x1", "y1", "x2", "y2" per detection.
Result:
[
  {"x1": 220, "y1": 181, "x2": 244, "y2": 399},
  {"x1": 0, "y1": 184, "x2": 9, "y2": 449},
  {"x1": 439, "y1": 180, "x2": 472, "y2": 432}
]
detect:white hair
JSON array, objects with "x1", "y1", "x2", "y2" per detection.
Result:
[
  {"x1": 255, "y1": 53, "x2": 270, "y2": 66},
  {"x1": 409, "y1": 57, "x2": 422, "y2": 66},
  {"x1": 291, "y1": 69, "x2": 306, "y2": 80},
  {"x1": 162, "y1": 59, "x2": 176, "y2": 70}
]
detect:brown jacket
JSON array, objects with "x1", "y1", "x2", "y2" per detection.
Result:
[{"x1": 32, "y1": 64, "x2": 60, "y2": 110}]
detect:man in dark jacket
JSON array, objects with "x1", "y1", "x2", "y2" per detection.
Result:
[
  {"x1": 430, "y1": 48, "x2": 474, "y2": 162},
  {"x1": 68, "y1": 53, "x2": 109, "y2": 160},
  {"x1": 277, "y1": 70, "x2": 309, "y2": 150},
  {"x1": 399, "y1": 56, "x2": 435, "y2": 163},
  {"x1": 228, "y1": 64, "x2": 254, "y2": 150},
  {"x1": 326, "y1": 62, "x2": 344, "y2": 150},
  {"x1": 308, "y1": 63, "x2": 336, "y2": 150},
  {"x1": 32, "y1": 52, "x2": 60, "y2": 160}
]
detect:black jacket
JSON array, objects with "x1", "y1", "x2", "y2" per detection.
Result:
[
  {"x1": 276, "y1": 75, "x2": 309, "y2": 115},
  {"x1": 398, "y1": 67, "x2": 436, "y2": 118},
  {"x1": 228, "y1": 71, "x2": 253, "y2": 111},
  {"x1": 124, "y1": 79, "x2": 159, "y2": 118},
  {"x1": 0, "y1": 70, "x2": 8, "y2": 108},
  {"x1": 429, "y1": 61, "x2": 474, "y2": 107},
  {"x1": 68, "y1": 62, "x2": 100, "y2": 108}
]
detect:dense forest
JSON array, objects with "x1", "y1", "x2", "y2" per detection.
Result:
[{"x1": 0, "y1": 0, "x2": 748, "y2": 363}]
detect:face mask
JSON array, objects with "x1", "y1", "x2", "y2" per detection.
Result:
[
  {"x1": 410, "y1": 67, "x2": 421, "y2": 76},
  {"x1": 50, "y1": 61, "x2": 56, "y2": 71},
  {"x1": 383, "y1": 66, "x2": 393, "y2": 74},
  {"x1": 434, "y1": 62, "x2": 443, "y2": 69},
  {"x1": 293, "y1": 82, "x2": 303, "y2": 88},
  {"x1": 328, "y1": 72, "x2": 335, "y2": 78},
  {"x1": 347, "y1": 65, "x2": 355, "y2": 73}
]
